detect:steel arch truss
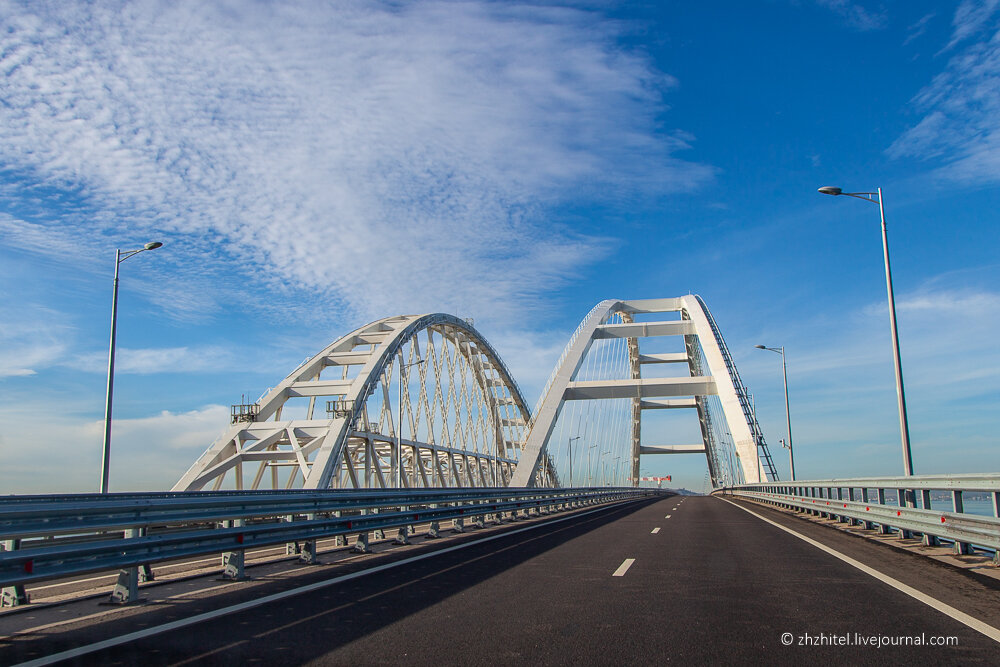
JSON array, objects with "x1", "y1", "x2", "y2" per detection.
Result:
[
  {"x1": 510, "y1": 296, "x2": 776, "y2": 488},
  {"x1": 174, "y1": 314, "x2": 556, "y2": 491}
]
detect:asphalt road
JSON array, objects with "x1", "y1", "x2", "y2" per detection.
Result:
[{"x1": 3, "y1": 495, "x2": 999, "y2": 665}]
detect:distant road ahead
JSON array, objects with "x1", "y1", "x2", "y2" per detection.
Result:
[{"x1": 4, "y1": 495, "x2": 1000, "y2": 665}]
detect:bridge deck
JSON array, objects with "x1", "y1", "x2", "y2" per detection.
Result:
[{"x1": 2, "y1": 496, "x2": 998, "y2": 664}]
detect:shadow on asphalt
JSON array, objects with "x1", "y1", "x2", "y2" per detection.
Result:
[{"x1": 1, "y1": 495, "x2": 670, "y2": 666}]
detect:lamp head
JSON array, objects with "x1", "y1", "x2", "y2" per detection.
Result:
[
  {"x1": 754, "y1": 345, "x2": 766, "y2": 349},
  {"x1": 144, "y1": 241, "x2": 164, "y2": 250},
  {"x1": 817, "y1": 186, "x2": 842, "y2": 196}
]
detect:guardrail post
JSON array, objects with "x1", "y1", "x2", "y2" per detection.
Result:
[
  {"x1": 950, "y1": 491, "x2": 971, "y2": 555},
  {"x1": 334, "y1": 511, "x2": 347, "y2": 546},
  {"x1": 284, "y1": 515, "x2": 301, "y2": 555},
  {"x1": 860, "y1": 489, "x2": 874, "y2": 530},
  {"x1": 875, "y1": 488, "x2": 890, "y2": 534},
  {"x1": 108, "y1": 528, "x2": 144, "y2": 603},
  {"x1": 918, "y1": 490, "x2": 938, "y2": 546},
  {"x1": 452, "y1": 516, "x2": 465, "y2": 533},
  {"x1": 897, "y1": 491, "x2": 913, "y2": 539},
  {"x1": 353, "y1": 531, "x2": 369, "y2": 553},
  {"x1": 1, "y1": 539, "x2": 29, "y2": 607},
  {"x1": 372, "y1": 508, "x2": 386, "y2": 541},
  {"x1": 220, "y1": 520, "x2": 247, "y2": 581},
  {"x1": 300, "y1": 514, "x2": 319, "y2": 563}
]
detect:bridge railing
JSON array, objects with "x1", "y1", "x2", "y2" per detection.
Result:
[
  {"x1": 720, "y1": 474, "x2": 1000, "y2": 562},
  {"x1": 0, "y1": 487, "x2": 657, "y2": 606}
]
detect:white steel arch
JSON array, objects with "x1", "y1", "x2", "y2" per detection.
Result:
[
  {"x1": 510, "y1": 296, "x2": 775, "y2": 488},
  {"x1": 174, "y1": 314, "x2": 556, "y2": 491}
]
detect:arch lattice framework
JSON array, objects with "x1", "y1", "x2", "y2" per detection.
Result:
[
  {"x1": 174, "y1": 314, "x2": 557, "y2": 492},
  {"x1": 175, "y1": 297, "x2": 773, "y2": 491},
  {"x1": 508, "y1": 296, "x2": 777, "y2": 488}
]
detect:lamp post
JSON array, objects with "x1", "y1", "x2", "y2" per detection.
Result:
[
  {"x1": 568, "y1": 436, "x2": 581, "y2": 487},
  {"x1": 755, "y1": 345, "x2": 795, "y2": 481},
  {"x1": 101, "y1": 241, "x2": 164, "y2": 494},
  {"x1": 818, "y1": 186, "x2": 913, "y2": 476},
  {"x1": 588, "y1": 444, "x2": 599, "y2": 487},
  {"x1": 396, "y1": 357, "x2": 425, "y2": 488}
]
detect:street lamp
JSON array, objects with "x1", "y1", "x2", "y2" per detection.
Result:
[
  {"x1": 101, "y1": 241, "x2": 164, "y2": 494},
  {"x1": 588, "y1": 444, "x2": 599, "y2": 486},
  {"x1": 396, "y1": 357, "x2": 425, "y2": 488},
  {"x1": 755, "y1": 345, "x2": 794, "y2": 481},
  {"x1": 818, "y1": 186, "x2": 913, "y2": 476},
  {"x1": 568, "y1": 436, "x2": 581, "y2": 487}
]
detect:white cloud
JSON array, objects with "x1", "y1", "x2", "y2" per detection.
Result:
[
  {"x1": 0, "y1": 1, "x2": 712, "y2": 326},
  {"x1": 0, "y1": 306, "x2": 70, "y2": 378},
  {"x1": 0, "y1": 404, "x2": 229, "y2": 493},
  {"x1": 68, "y1": 345, "x2": 236, "y2": 375},
  {"x1": 888, "y1": 5, "x2": 1000, "y2": 183}
]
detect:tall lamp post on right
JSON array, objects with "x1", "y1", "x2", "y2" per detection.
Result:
[
  {"x1": 818, "y1": 186, "x2": 913, "y2": 476},
  {"x1": 754, "y1": 345, "x2": 794, "y2": 481}
]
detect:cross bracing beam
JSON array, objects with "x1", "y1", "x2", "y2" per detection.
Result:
[
  {"x1": 640, "y1": 445, "x2": 707, "y2": 454},
  {"x1": 593, "y1": 321, "x2": 695, "y2": 339},
  {"x1": 639, "y1": 353, "x2": 688, "y2": 364},
  {"x1": 640, "y1": 398, "x2": 698, "y2": 410},
  {"x1": 562, "y1": 377, "x2": 717, "y2": 400}
]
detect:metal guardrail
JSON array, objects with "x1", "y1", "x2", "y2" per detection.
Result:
[
  {"x1": 720, "y1": 475, "x2": 1000, "y2": 562},
  {"x1": 1, "y1": 487, "x2": 658, "y2": 606}
]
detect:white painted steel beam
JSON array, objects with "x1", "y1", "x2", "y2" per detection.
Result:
[
  {"x1": 563, "y1": 377, "x2": 716, "y2": 401},
  {"x1": 640, "y1": 398, "x2": 698, "y2": 410},
  {"x1": 640, "y1": 445, "x2": 707, "y2": 454},
  {"x1": 593, "y1": 321, "x2": 695, "y2": 339},
  {"x1": 639, "y1": 353, "x2": 688, "y2": 364}
]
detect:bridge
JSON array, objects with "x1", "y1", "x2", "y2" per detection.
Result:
[{"x1": 2, "y1": 296, "x2": 999, "y2": 664}]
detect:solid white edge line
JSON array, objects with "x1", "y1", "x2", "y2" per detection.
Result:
[
  {"x1": 13, "y1": 500, "x2": 636, "y2": 667},
  {"x1": 717, "y1": 497, "x2": 1000, "y2": 644},
  {"x1": 612, "y1": 558, "x2": 635, "y2": 577}
]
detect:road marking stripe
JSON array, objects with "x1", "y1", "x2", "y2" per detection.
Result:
[
  {"x1": 11, "y1": 501, "x2": 635, "y2": 667},
  {"x1": 651, "y1": 528, "x2": 661, "y2": 534},
  {"x1": 665, "y1": 515, "x2": 671, "y2": 519},
  {"x1": 718, "y1": 497, "x2": 1000, "y2": 644},
  {"x1": 612, "y1": 558, "x2": 635, "y2": 577}
]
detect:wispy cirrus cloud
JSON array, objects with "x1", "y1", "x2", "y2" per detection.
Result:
[
  {"x1": 0, "y1": 1, "x2": 712, "y2": 325},
  {"x1": 888, "y1": 3, "x2": 1000, "y2": 183},
  {"x1": 947, "y1": 0, "x2": 1000, "y2": 49},
  {"x1": 813, "y1": 0, "x2": 887, "y2": 31}
]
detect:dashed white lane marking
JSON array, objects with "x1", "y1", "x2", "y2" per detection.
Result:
[
  {"x1": 11, "y1": 502, "x2": 629, "y2": 667},
  {"x1": 612, "y1": 558, "x2": 636, "y2": 577},
  {"x1": 665, "y1": 515, "x2": 672, "y2": 519},
  {"x1": 651, "y1": 528, "x2": 661, "y2": 534},
  {"x1": 719, "y1": 497, "x2": 1000, "y2": 644}
]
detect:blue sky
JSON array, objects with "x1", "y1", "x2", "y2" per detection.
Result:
[{"x1": 1, "y1": 0, "x2": 998, "y2": 494}]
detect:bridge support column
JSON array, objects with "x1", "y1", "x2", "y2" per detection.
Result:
[{"x1": 1, "y1": 539, "x2": 29, "y2": 607}]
